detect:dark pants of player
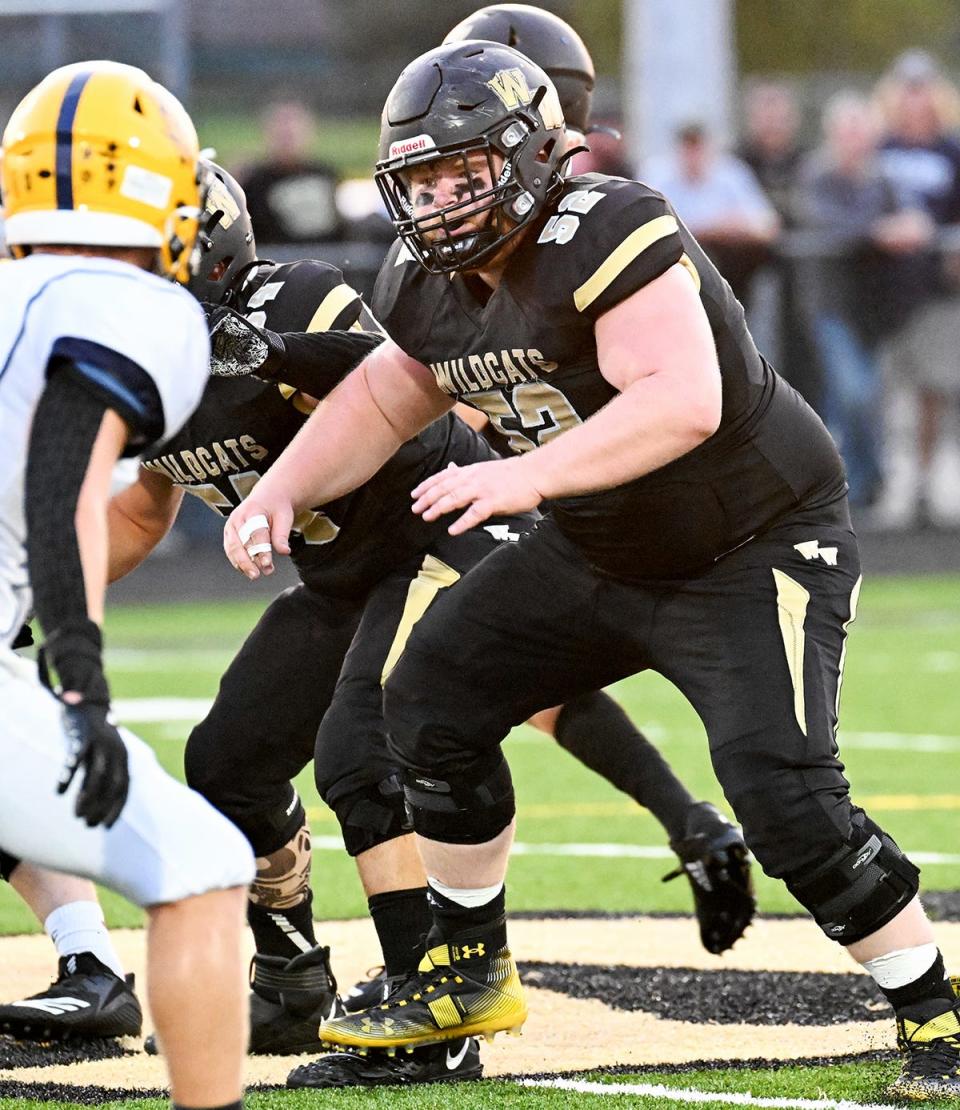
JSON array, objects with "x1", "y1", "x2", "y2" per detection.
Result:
[
  {"x1": 184, "y1": 585, "x2": 363, "y2": 857},
  {"x1": 384, "y1": 511, "x2": 917, "y2": 943},
  {"x1": 184, "y1": 527, "x2": 515, "y2": 860}
]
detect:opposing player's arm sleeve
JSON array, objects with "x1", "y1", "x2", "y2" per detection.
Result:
[
  {"x1": 25, "y1": 373, "x2": 116, "y2": 696},
  {"x1": 556, "y1": 183, "x2": 685, "y2": 322}
]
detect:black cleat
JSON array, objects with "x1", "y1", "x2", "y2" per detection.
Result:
[
  {"x1": 344, "y1": 966, "x2": 388, "y2": 1013},
  {"x1": 662, "y1": 802, "x2": 755, "y2": 955},
  {"x1": 0, "y1": 953, "x2": 142, "y2": 1041},
  {"x1": 248, "y1": 945, "x2": 343, "y2": 1055},
  {"x1": 145, "y1": 944, "x2": 344, "y2": 1057},
  {"x1": 287, "y1": 1036, "x2": 482, "y2": 1088},
  {"x1": 888, "y1": 994, "x2": 960, "y2": 1100}
]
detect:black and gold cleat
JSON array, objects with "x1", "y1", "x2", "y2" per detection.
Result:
[
  {"x1": 888, "y1": 995, "x2": 960, "y2": 1100},
  {"x1": 320, "y1": 932, "x2": 526, "y2": 1050},
  {"x1": 662, "y1": 802, "x2": 756, "y2": 955}
]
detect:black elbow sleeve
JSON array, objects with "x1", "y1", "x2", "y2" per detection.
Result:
[{"x1": 272, "y1": 329, "x2": 385, "y2": 396}]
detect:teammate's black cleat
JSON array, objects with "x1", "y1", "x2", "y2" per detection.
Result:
[
  {"x1": 145, "y1": 944, "x2": 343, "y2": 1057},
  {"x1": 248, "y1": 944, "x2": 344, "y2": 1055},
  {"x1": 0, "y1": 953, "x2": 142, "y2": 1041},
  {"x1": 344, "y1": 966, "x2": 389, "y2": 1013},
  {"x1": 287, "y1": 1036, "x2": 482, "y2": 1088},
  {"x1": 662, "y1": 802, "x2": 755, "y2": 955}
]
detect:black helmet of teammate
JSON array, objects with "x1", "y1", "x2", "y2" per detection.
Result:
[
  {"x1": 443, "y1": 5, "x2": 594, "y2": 134},
  {"x1": 187, "y1": 160, "x2": 257, "y2": 306},
  {"x1": 376, "y1": 40, "x2": 566, "y2": 275}
]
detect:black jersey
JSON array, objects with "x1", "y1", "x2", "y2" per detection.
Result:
[
  {"x1": 142, "y1": 259, "x2": 500, "y2": 598},
  {"x1": 373, "y1": 173, "x2": 847, "y2": 581}
]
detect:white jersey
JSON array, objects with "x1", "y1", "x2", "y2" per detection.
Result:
[{"x1": 0, "y1": 254, "x2": 209, "y2": 646}]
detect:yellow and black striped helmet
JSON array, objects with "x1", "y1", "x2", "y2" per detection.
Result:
[{"x1": 1, "y1": 60, "x2": 204, "y2": 283}]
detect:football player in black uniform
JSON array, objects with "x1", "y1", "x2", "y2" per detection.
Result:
[
  {"x1": 225, "y1": 43, "x2": 960, "y2": 1100},
  {"x1": 1, "y1": 159, "x2": 748, "y2": 1089}
]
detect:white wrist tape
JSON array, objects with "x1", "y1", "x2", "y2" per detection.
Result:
[{"x1": 238, "y1": 514, "x2": 270, "y2": 545}]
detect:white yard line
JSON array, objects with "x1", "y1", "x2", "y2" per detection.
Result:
[
  {"x1": 521, "y1": 1077, "x2": 896, "y2": 1110},
  {"x1": 112, "y1": 700, "x2": 960, "y2": 752},
  {"x1": 307, "y1": 834, "x2": 960, "y2": 866},
  {"x1": 113, "y1": 697, "x2": 213, "y2": 721}
]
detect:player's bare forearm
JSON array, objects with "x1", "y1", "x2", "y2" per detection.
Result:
[
  {"x1": 107, "y1": 471, "x2": 183, "y2": 582},
  {"x1": 225, "y1": 341, "x2": 452, "y2": 579},
  {"x1": 259, "y1": 341, "x2": 449, "y2": 513}
]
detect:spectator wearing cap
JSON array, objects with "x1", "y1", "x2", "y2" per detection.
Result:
[{"x1": 644, "y1": 122, "x2": 780, "y2": 303}]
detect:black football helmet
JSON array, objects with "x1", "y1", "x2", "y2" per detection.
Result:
[
  {"x1": 375, "y1": 40, "x2": 566, "y2": 275},
  {"x1": 443, "y1": 4, "x2": 595, "y2": 135},
  {"x1": 187, "y1": 160, "x2": 257, "y2": 306}
]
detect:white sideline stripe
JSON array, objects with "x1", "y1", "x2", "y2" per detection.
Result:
[
  {"x1": 308, "y1": 835, "x2": 960, "y2": 866},
  {"x1": 521, "y1": 1077, "x2": 897, "y2": 1110},
  {"x1": 113, "y1": 697, "x2": 212, "y2": 722},
  {"x1": 110, "y1": 701, "x2": 960, "y2": 753}
]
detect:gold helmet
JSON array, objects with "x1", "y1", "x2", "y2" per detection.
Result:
[{"x1": 1, "y1": 60, "x2": 204, "y2": 283}]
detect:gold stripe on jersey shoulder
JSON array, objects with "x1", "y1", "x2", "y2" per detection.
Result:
[
  {"x1": 573, "y1": 213, "x2": 679, "y2": 313},
  {"x1": 305, "y1": 282, "x2": 360, "y2": 333},
  {"x1": 678, "y1": 252, "x2": 701, "y2": 292}
]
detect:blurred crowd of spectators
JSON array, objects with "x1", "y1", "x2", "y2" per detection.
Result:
[{"x1": 634, "y1": 50, "x2": 960, "y2": 528}]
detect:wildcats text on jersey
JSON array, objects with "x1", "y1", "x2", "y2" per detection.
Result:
[
  {"x1": 429, "y1": 348, "x2": 557, "y2": 394},
  {"x1": 143, "y1": 435, "x2": 268, "y2": 484}
]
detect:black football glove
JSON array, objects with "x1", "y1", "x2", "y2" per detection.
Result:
[
  {"x1": 207, "y1": 304, "x2": 287, "y2": 380},
  {"x1": 57, "y1": 702, "x2": 130, "y2": 829}
]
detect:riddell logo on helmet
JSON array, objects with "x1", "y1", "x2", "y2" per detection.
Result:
[{"x1": 389, "y1": 134, "x2": 436, "y2": 159}]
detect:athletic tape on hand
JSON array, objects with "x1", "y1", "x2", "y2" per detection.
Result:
[
  {"x1": 245, "y1": 543, "x2": 273, "y2": 558},
  {"x1": 238, "y1": 514, "x2": 270, "y2": 545}
]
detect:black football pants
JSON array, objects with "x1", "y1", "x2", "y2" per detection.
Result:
[{"x1": 384, "y1": 511, "x2": 876, "y2": 883}]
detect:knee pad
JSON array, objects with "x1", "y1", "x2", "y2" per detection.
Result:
[
  {"x1": 785, "y1": 813, "x2": 920, "y2": 945},
  {"x1": 220, "y1": 788, "x2": 306, "y2": 859},
  {"x1": 0, "y1": 850, "x2": 20, "y2": 882},
  {"x1": 330, "y1": 774, "x2": 411, "y2": 857},
  {"x1": 402, "y1": 753, "x2": 515, "y2": 844}
]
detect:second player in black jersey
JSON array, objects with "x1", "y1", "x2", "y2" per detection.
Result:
[{"x1": 224, "y1": 42, "x2": 956, "y2": 1095}]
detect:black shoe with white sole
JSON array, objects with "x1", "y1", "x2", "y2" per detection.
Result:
[{"x1": 0, "y1": 953, "x2": 141, "y2": 1041}]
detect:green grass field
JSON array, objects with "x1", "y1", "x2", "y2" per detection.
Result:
[{"x1": 2, "y1": 572, "x2": 959, "y2": 1107}]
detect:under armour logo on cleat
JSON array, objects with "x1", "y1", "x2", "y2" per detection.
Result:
[
  {"x1": 793, "y1": 540, "x2": 838, "y2": 566},
  {"x1": 454, "y1": 943, "x2": 485, "y2": 960}
]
